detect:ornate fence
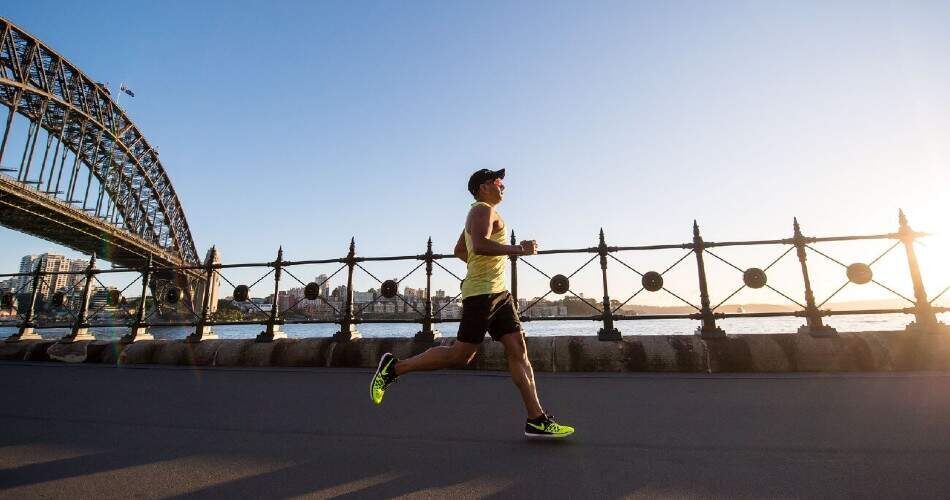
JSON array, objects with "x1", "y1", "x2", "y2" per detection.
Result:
[{"x1": 2, "y1": 210, "x2": 948, "y2": 343}]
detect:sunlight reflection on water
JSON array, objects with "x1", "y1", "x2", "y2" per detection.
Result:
[{"x1": 2, "y1": 313, "x2": 947, "y2": 340}]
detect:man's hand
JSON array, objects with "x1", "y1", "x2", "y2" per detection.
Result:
[{"x1": 519, "y1": 240, "x2": 538, "y2": 255}]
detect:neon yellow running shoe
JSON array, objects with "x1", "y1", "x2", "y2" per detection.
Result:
[
  {"x1": 370, "y1": 352, "x2": 398, "y2": 405},
  {"x1": 524, "y1": 414, "x2": 574, "y2": 439}
]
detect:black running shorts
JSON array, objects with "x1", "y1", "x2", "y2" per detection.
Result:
[{"x1": 457, "y1": 291, "x2": 522, "y2": 344}]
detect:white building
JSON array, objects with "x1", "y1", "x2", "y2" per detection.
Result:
[
  {"x1": 315, "y1": 274, "x2": 330, "y2": 297},
  {"x1": 16, "y1": 255, "x2": 38, "y2": 291},
  {"x1": 16, "y1": 254, "x2": 88, "y2": 301}
]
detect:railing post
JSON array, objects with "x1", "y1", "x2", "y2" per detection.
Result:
[
  {"x1": 898, "y1": 210, "x2": 948, "y2": 334},
  {"x1": 793, "y1": 218, "x2": 836, "y2": 337},
  {"x1": 6, "y1": 263, "x2": 44, "y2": 342},
  {"x1": 597, "y1": 228, "x2": 622, "y2": 341},
  {"x1": 415, "y1": 237, "x2": 441, "y2": 342},
  {"x1": 122, "y1": 254, "x2": 154, "y2": 343},
  {"x1": 334, "y1": 237, "x2": 361, "y2": 341},
  {"x1": 62, "y1": 253, "x2": 96, "y2": 343},
  {"x1": 257, "y1": 246, "x2": 288, "y2": 342},
  {"x1": 510, "y1": 230, "x2": 519, "y2": 305},
  {"x1": 693, "y1": 221, "x2": 725, "y2": 338},
  {"x1": 187, "y1": 246, "x2": 219, "y2": 342}
]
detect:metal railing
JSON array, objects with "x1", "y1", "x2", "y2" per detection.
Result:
[{"x1": 2, "y1": 210, "x2": 948, "y2": 343}]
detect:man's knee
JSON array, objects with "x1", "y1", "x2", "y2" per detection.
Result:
[
  {"x1": 451, "y1": 343, "x2": 478, "y2": 367},
  {"x1": 504, "y1": 337, "x2": 528, "y2": 363}
]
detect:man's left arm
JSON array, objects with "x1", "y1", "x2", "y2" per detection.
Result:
[{"x1": 454, "y1": 231, "x2": 467, "y2": 263}]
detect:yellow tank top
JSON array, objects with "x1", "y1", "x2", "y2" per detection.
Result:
[{"x1": 461, "y1": 201, "x2": 508, "y2": 299}]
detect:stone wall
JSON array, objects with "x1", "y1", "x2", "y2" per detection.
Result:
[{"x1": 3, "y1": 331, "x2": 950, "y2": 372}]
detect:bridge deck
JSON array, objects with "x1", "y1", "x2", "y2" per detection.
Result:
[
  {"x1": 0, "y1": 174, "x2": 190, "y2": 270},
  {"x1": 1, "y1": 364, "x2": 948, "y2": 498}
]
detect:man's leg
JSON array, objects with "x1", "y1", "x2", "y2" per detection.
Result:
[
  {"x1": 499, "y1": 331, "x2": 544, "y2": 419},
  {"x1": 394, "y1": 340, "x2": 478, "y2": 376}
]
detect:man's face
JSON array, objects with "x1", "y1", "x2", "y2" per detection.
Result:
[{"x1": 480, "y1": 177, "x2": 505, "y2": 203}]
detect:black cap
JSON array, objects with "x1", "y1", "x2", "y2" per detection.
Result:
[{"x1": 467, "y1": 168, "x2": 505, "y2": 196}]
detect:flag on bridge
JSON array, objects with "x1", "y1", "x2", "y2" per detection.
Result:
[{"x1": 119, "y1": 83, "x2": 135, "y2": 97}]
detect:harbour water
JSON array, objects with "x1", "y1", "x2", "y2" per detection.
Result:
[{"x1": 2, "y1": 313, "x2": 948, "y2": 341}]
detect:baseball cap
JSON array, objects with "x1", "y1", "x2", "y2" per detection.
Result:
[{"x1": 467, "y1": 168, "x2": 505, "y2": 196}]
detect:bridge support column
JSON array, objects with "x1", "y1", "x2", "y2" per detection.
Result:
[
  {"x1": 6, "y1": 263, "x2": 43, "y2": 342},
  {"x1": 61, "y1": 254, "x2": 97, "y2": 343}
]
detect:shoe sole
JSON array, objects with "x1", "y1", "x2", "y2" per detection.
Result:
[
  {"x1": 370, "y1": 354, "x2": 392, "y2": 405},
  {"x1": 524, "y1": 430, "x2": 574, "y2": 439}
]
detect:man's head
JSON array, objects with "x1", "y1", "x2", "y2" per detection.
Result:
[{"x1": 467, "y1": 168, "x2": 505, "y2": 204}]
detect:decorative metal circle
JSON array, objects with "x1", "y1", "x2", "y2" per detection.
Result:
[
  {"x1": 51, "y1": 292, "x2": 67, "y2": 308},
  {"x1": 380, "y1": 279, "x2": 399, "y2": 299},
  {"x1": 233, "y1": 285, "x2": 250, "y2": 302},
  {"x1": 550, "y1": 274, "x2": 570, "y2": 295},
  {"x1": 304, "y1": 282, "x2": 320, "y2": 300},
  {"x1": 107, "y1": 289, "x2": 122, "y2": 306},
  {"x1": 642, "y1": 271, "x2": 663, "y2": 292},
  {"x1": 743, "y1": 268, "x2": 768, "y2": 289},
  {"x1": 164, "y1": 286, "x2": 183, "y2": 305},
  {"x1": 847, "y1": 263, "x2": 873, "y2": 285},
  {"x1": 1, "y1": 293, "x2": 15, "y2": 309}
]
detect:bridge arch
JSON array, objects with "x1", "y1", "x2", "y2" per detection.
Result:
[{"x1": 0, "y1": 16, "x2": 199, "y2": 268}]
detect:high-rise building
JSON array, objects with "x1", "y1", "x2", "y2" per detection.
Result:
[
  {"x1": 277, "y1": 290, "x2": 293, "y2": 312},
  {"x1": 316, "y1": 274, "x2": 330, "y2": 297},
  {"x1": 15, "y1": 254, "x2": 92, "y2": 304},
  {"x1": 16, "y1": 255, "x2": 39, "y2": 292},
  {"x1": 66, "y1": 258, "x2": 87, "y2": 291},
  {"x1": 32, "y1": 254, "x2": 68, "y2": 301}
]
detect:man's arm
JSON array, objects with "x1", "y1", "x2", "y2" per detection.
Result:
[
  {"x1": 467, "y1": 205, "x2": 528, "y2": 256},
  {"x1": 454, "y1": 231, "x2": 467, "y2": 262}
]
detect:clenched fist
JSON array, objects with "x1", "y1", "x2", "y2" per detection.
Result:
[{"x1": 519, "y1": 240, "x2": 538, "y2": 255}]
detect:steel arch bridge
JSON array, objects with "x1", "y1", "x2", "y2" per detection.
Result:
[{"x1": 0, "y1": 17, "x2": 206, "y2": 310}]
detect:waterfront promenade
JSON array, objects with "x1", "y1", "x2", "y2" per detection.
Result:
[{"x1": 1, "y1": 363, "x2": 948, "y2": 498}]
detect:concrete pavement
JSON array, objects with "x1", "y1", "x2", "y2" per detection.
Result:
[{"x1": 1, "y1": 363, "x2": 949, "y2": 498}]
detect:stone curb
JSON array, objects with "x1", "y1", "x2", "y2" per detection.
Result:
[{"x1": 1, "y1": 331, "x2": 948, "y2": 372}]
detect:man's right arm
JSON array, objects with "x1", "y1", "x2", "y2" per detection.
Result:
[{"x1": 467, "y1": 205, "x2": 527, "y2": 256}]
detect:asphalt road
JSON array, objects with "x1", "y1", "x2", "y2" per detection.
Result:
[{"x1": 1, "y1": 363, "x2": 949, "y2": 499}]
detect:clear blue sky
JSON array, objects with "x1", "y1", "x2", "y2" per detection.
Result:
[{"x1": 3, "y1": 1, "x2": 949, "y2": 305}]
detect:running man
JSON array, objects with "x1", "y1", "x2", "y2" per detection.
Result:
[{"x1": 371, "y1": 168, "x2": 574, "y2": 439}]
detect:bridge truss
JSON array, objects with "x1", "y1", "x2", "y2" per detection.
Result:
[{"x1": 0, "y1": 16, "x2": 199, "y2": 269}]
